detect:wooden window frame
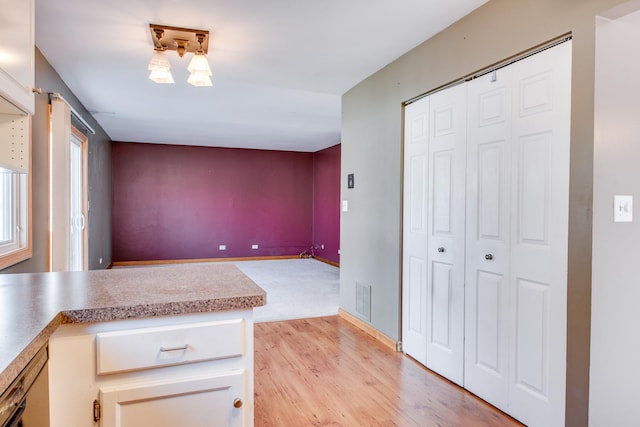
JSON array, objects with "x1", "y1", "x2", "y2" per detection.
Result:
[{"x1": 0, "y1": 115, "x2": 32, "y2": 270}]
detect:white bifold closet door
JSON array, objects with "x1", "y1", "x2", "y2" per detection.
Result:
[
  {"x1": 402, "y1": 40, "x2": 571, "y2": 427},
  {"x1": 424, "y1": 84, "x2": 467, "y2": 385},
  {"x1": 465, "y1": 41, "x2": 571, "y2": 427},
  {"x1": 402, "y1": 83, "x2": 467, "y2": 385},
  {"x1": 464, "y1": 63, "x2": 514, "y2": 407},
  {"x1": 402, "y1": 96, "x2": 430, "y2": 366}
]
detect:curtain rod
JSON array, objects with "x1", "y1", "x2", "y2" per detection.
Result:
[
  {"x1": 48, "y1": 92, "x2": 96, "y2": 135},
  {"x1": 404, "y1": 34, "x2": 573, "y2": 106}
]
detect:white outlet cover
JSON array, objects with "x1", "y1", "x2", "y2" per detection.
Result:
[
  {"x1": 219, "y1": 245, "x2": 226, "y2": 250},
  {"x1": 252, "y1": 244, "x2": 259, "y2": 249},
  {"x1": 614, "y1": 195, "x2": 633, "y2": 222}
]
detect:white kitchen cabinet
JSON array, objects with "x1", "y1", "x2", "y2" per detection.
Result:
[
  {"x1": 48, "y1": 310, "x2": 254, "y2": 427},
  {"x1": 0, "y1": 0, "x2": 34, "y2": 270},
  {"x1": 100, "y1": 371, "x2": 245, "y2": 427},
  {"x1": 0, "y1": 0, "x2": 35, "y2": 114}
]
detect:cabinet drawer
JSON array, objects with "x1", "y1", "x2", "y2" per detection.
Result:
[{"x1": 96, "y1": 319, "x2": 245, "y2": 374}]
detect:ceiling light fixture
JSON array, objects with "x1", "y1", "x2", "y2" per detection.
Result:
[
  {"x1": 187, "y1": 34, "x2": 212, "y2": 87},
  {"x1": 148, "y1": 24, "x2": 211, "y2": 86}
]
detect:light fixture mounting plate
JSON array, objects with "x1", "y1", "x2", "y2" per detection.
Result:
[{"x1": 149, "y1": 24, "x2": 210, "y2": 55}]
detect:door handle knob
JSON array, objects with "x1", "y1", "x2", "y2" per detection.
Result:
[
  {"x1": 437, "y1": 247, "x2": 445, "y2": 253},
  {"x1": 233, "y1": 398, "x2": 243, "y2": 409},
  {"x1": 485, "y1": 254, "x2": 493, "y2": 260}
]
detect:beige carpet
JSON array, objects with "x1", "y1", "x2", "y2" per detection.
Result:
[{"x1": 231, "y1": 258, "x2": 339, "y2": 323}]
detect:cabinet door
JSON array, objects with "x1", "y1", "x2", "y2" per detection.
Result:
[
  {"x1": 100, "y1": 371, "x2": 246, "y2": 427},
  {"x1": 0, "y1": 0, "x2": 34, "y2": 114}
]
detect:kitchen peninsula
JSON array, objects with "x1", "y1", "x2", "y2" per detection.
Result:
[{"x1": 0, "y1": 263, "x2": 266, "y2": 426}]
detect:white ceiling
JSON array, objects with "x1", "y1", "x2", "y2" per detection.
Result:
[{"x1": 35, "y1": 0, "x2": 487, "y2": 152}]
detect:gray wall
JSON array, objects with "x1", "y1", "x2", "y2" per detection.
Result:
[
  {"x1": 591, "y1": 5, "x2": 640, "y2": 425},
  {"x1": 340, "y1": 0, "x2": 626, "y2": 425},
  {"x1": 3, "y1": 48, "x2": 112, "y2": 273}
]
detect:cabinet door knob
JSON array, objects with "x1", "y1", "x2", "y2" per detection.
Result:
[
  {"x1": 485, "y1": 254, "x2": 493, "y2": 260},
  {"x1": 437, "y1": 247, "x2": 445, "y2": 253},
  {"x1": 233, "y1": 398, "x2": 243, "y2": 408}
]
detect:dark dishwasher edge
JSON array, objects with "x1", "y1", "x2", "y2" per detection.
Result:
[{"x1": 0, "y1": 346, "x2": 48, "y2": 427}]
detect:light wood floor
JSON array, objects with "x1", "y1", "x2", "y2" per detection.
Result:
[{"x1": 254, "y1": 316, "x2": 524, "y2": 427}]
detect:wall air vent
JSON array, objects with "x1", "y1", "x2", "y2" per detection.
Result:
[{"x1": 355, "y1": 282, "x2": 371, "y2": 322}]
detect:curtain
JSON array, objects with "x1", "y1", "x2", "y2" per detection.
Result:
[{"x1": 49, "y1": 98, "x2": 71, "y2": 272}]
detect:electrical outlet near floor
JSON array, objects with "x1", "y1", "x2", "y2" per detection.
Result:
[
  {"x1": 219, "y1": 245, "x2": 226, "y2": 250},
  {"x1": 251, "y1": 244, "x2": 259, "y2": 249}
]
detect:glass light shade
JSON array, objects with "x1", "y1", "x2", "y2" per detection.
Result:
[
  {"x1": 148, "y1": 50, "x2": 174, "y2": 84},
  {"x1": 187, "y1": 70, "x2": 212, "y2": 87},
  {"x1": 148, "y1": 50, "x2": 171, "y2": 71},
  {"x1": 187, "y1": 53, "x2": 212, "y2": 75},
  {"x1": 149, "y1": 69, "x2": 175, "y2": 84}
]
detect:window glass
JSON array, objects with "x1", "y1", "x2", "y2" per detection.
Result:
[
  {"x1": 0, "y1": 169, "x2": 12, "y2": 243},
  {"x1": 0, "y1": 166, "x2": 27, "y2": 258}
]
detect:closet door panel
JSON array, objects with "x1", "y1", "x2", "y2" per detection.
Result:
[
  {"x1": 425, "y1": 83, "x2": 466, "y2": 386},
  {"x1": 402, "y1": 98, "x2": 430, "y2": 365},
  {"x1": 518, "y1": 133, "x2": 551, "y2": 244},
  {"x1": 508, "y1": 41, "x2": 571, "y2": 427},
  {"x1": 514, "y1": 278, "x2": 550, "y2": 397},
  {"x1": 408, "y1": 154, "x2": 428, "y2": 235},
  {"x1": 432, "y1": 151, "x2": 453, "y2": 233},
  {"x1": 431, "y1": 261, "x2": 453, "y2": 347},
  {"x1": 478, "y1": 142, "x2": 506, "y2": 240},
  {"x1": 475, "y1": 270, "x2": 504, "y2": 374},
  {"x1": 407, "y1": 255, "x2": 426, "y2": 339},
  {"x1": 464, "y1": 67, "x2": 512, "y2": 410}
]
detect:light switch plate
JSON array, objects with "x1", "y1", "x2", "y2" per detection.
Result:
[
  {"x1": 614, "y1": 195, "x2": 633, "y2": 222},
  {"x1": 342, "y1": 200, "x2": 348, "y2": 212}
]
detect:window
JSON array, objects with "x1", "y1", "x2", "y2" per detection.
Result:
[
  {"x1": 49, "y1": 98, "x2": 88, "y2": 271},
  {"x1": 0, "y1": 113, "x2": 31, "y2": 270},
  {"x1": 0, "y1": 166, "x2": 29, "y2": 268},
  {"x1": 69, "y1": 129, "x2": 87, "y2": 271},
  {"x1": 0, "y1": 170, "x2": 12, "y2": 243}
]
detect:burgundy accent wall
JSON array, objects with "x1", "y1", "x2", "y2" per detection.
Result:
[
  {"x1": 312, "y1": 144, "x2": 341, "y2": 264},
  {"x1": 112, "y1": 143, "x2": 314, "y2": 261}
]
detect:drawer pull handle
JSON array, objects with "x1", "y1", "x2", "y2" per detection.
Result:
[
  {"x1": 233, "y1": 398, "x2": 243, "y2": 408},
  {"x1": 160, "y1": 344, "x2": 189, "y2": 352}
]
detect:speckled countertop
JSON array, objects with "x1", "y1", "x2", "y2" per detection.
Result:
[{"x1": 0, "y1": 263, "x2": 266, "y2": 396}]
